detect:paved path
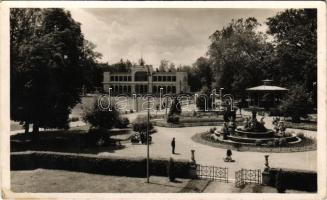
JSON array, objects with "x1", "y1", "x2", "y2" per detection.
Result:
[{"x1": 99, "y1": 125, "x2": 317, "y2": 180}]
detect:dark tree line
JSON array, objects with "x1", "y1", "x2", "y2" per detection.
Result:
[{"x1": 191, "y1": 9, "x2": 316, "y2": 109}]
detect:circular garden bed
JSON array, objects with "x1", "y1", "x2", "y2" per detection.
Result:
[{"x1": 191, "y1": 131, "x2": 316, "y2": 153}]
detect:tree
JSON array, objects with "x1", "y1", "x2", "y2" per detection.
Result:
[
  {"x1": 208, "y1": 18, "x2": 274, "y2": 97},
  {"x1": 196, "y1": 86, "x2": 213, "y2": 111},
  {"x1": 159, "y1": 59, "x2": 169, "y2": 72},
  {"x1": 177, "y1": 65, "x2": 202, "y2": 92},
  {"x1": 10, "y1": 8, "x2": 99, "y2": 134},
  {"x1": 168, "y1": 97, "x2": 182, "y2": 116},
  {"x1": 132, "y1": 116, "x2": 154, "y2": 135},
  {"x1": 83, "y1": 96, "x2": 120, "y2": 130},
  {"x1": 279, "y1": 85, "x2": 312, "y2": 123},
  {"x1": 266, "y1": 9, "x2": 317, "y2": 106},
  {"x1": 193, "y1": 57, "x2": 213, "y2": 89}
]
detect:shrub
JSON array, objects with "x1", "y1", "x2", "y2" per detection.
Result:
[
  {"x1": 115, "y1": 117, "x2": 130, "y2": 129},
  {"x1": 278, "y1": 84, "x2": 313, "y2": 123},
  {"x1": 11, "y1": 152, "x2": 193, "y2": 178},
  {"x1": 168, "y1": 97, "x2": 182, "y2": 116},
  {"x1": 278, "y1": 138, "x2": 287, "y2": 146},
  {"x1": 83, "y1": 96, "x2": 120, "y2": 130},
  {"x1": 270, "y1": 168, "x2": 317, "y2": 192},
  {"x1": 267, "y1": 141, "x2": 275, "y2": 147},
  {"x1": 196, "y1": 86, "x2": 213, "y2": 111},
  {"x1": 133, "y1": 116, "x2": 154, "y2": 134},
  {"x1": 69, "y1": 117, "x2": 79, "y2": 122},
  {"x1": 275, "y1": 169, "x2": 286, "y2": 193},
  {"x1": 168, "y1": 157, "x2": 175, "y2": 182},
  {"x1": 255, "y1": 140, "x2": 263, "y2": 146},
  {"x1": 167, "y1": 115, "x2": 180, "y2": 124},
  {"x1": 297, "y1": 132, "x2": 305, "y2": 139}
]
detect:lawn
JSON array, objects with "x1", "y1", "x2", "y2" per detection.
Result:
[
  {"x1": 10, "y1": 128, "x2": 134, "y2": 154},
  {"x1": 11, "y1": 169, "x2": 190, "y2": 193}
]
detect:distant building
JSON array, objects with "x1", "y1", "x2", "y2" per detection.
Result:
[{"x1": 103, "y1": 65, "x2": 189, "y2": 95}]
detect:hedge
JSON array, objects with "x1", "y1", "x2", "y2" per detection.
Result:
[
  {"x1": 267, "y1": 168, "x2": 317, "y2": 192},
  {"x1": 11, "y1": 152, "x2": 193, "y2": 178}
]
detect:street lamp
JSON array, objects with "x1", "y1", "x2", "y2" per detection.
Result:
[
  {"x1": 146, "y1": 65, "x2": 151, "y2": 183},
  {"x1": 220, "y1": 88, "x2": 224, "y2": 110},
  {"x1": 160, "y1": 87, "x2": 163, "y2": 112}
]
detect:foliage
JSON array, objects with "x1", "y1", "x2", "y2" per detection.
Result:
[
  {"x1": 132, "y1": 116, "x2": 154, "y2": 134},
  {"x1": 196, "y1": 86, "x2": 213, "y2": 111},
  {"x1": 255, "y1": 140, "x2": 263, "y2": 146},
  {"x1": 275, "y1": 169, "x2": 286, "y2": 193},
  {"x1": 168, "y1": 157, "x2": 176, "y2": 182},
  {"x1": 278, "y1": 85, "x2": 312, "y2": 122},
  {"x1": 83, "y1": 97, "x2": 120, "y2": 130},
  {"x1": 167, "y1": 115, "x2": 180, "y2": 124},
  {"x1": 115, "y1": 117, "x2": 130, "y2": 129},
  {"x1": 104, "y1": 59, "x2": 133, "y2": 73},
  {"x1": 207, "y1": 17, "x2": 274, "y2": 96},
  {"x1": 266, "y1": 9, "x2": 317, "y2": 106},
  {"x1": 192, "y1": 57, "x2": 213, "y2": 89},
  {"x1": 168, "y1": 97, "x2": 182, "y2": 116},
  {"x1": 10, "y1": 8, "x2": 101, "y2": 133}
]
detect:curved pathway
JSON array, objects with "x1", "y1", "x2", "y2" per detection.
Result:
[{"x1": 99, "y1": 124, "x2": 317, "y2": 179}]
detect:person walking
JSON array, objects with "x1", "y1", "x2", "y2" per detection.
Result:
[{"x1": 171, "y1": 138, "x2": 176, "y2": 154}]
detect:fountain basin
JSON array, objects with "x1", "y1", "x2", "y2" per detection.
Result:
[{"x1": 234, "y1": 129, "x2": 275, "y2": 138}]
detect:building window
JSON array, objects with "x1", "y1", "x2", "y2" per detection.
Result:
[
  {"x1": 167, "y1": 76, "x2": 171, "y2": 82},
  {"x1": 163, "y1": 76, "x2": 167, "y2": 82},
  {"x1": 124, "y1": 76, "x2": 127, "y2": 81},
  {"x1": 119, "y1": 76, "x2": 123, "y2": 81},
  {"x1": 110, "y1": 76, "x2": 114, "y2": 81},
  {"x1": 135, "y1": 71, "x2": 148, "y2": 81},
  {"x1": 128, "y1": 76, "x2": 131, "y2": 81},
  {"x1": 172, "y1": 86, "x2": 176, "y2": 93},
  {"x1": 153, "y1": 76, "x2": 157, "y2": 82},
  {"x1": 172, "y1": 76, "x2": 176, "y2": 81},
  {"x1": 158, "y1": 76, "x2": 162, "y2": 82},
  {"x1": 115, "y1": 76, "x2": 118, "y2": 81}
]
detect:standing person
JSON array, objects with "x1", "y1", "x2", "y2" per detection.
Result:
[{"x1": 171, "y1": 138, "x2": 176, "y2": 154}]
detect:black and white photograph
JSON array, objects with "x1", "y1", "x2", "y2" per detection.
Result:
[{"x1": 0, "y1": 1, "x2": 326, "y2": 199}]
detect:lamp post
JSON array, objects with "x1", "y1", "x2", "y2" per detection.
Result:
[
  {"x1": 220, "y1": 88, "x2": 224, "y2": 110},
  {"x1": 146, "y1": 65, "x2": 151, "y2": 183},
  {"x1": 160, "y1": 87, "x2": 163, "y2": 112}
]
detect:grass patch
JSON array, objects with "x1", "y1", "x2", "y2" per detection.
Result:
[
  {"x1": 11, "y1": 169, "x2": 190, "y2": 193},
  {"x1": 284, "y1": 121, "x2": 317, "y2": 131}
]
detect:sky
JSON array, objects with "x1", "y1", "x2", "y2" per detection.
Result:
[{"x1": 68, "y1": 8, "x2": 285, "y2": 67}]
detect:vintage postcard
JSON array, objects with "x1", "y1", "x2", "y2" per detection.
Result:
[{"x1": 0, "y1": 1, "x2": 326, "y2": 200}]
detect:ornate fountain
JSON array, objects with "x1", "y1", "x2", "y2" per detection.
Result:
[{"x1": 220, "y1": 106, "x2": 300, "y2": 145}]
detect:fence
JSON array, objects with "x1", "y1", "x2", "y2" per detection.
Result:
[
  {"x1": 235, "y1": 169, "x2": 261, "y2": 188},
  {"x1": 196, "y1": 164, "x2": 228, "y2": 182}
]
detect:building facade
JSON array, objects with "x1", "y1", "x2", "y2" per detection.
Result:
[{"x1": 103, "y1": 65, "x2": 190, "y2": 95}]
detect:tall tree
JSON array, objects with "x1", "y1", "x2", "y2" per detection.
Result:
[
  {"x1": 207, "y1": 18, "x2": 274, "y2": 97},
  {"x1": 266, "y1": 9, "x2": 317, "y2": 106},
  {"x1": 10, "y1": 8, "x2": 99, "y2": 134},
  {"x1": 159, "y1": 59, "x2": 169, "y2": 72},
  {"x1": 193, "y1": 57, "x2": 213, "y2": 89}
]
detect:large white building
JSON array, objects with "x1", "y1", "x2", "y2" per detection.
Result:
[{"x1": 103, "y1": 65, "x2": 190, "y2": 95}]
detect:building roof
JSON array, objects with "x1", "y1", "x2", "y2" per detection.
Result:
[{"x1": 246, "y1": 85, "x2": 288, "y2": 91}]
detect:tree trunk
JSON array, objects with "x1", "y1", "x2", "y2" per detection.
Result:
[
  {"x1": 24, "y1": 122, "x2": 29, "y2": 134},
  {"x1": 33, "y1": 122, "x2": 39, "y2": 134}
]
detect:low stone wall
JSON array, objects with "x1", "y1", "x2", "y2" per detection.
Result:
[{"x1": 11, "y1": 151, "x2": 194, "y2": 178}]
